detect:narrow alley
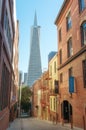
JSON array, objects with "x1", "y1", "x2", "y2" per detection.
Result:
[{"x1": 0, "y1": 0, "x2": 86, "y2": 130}]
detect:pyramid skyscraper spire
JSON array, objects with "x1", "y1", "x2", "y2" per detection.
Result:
[
  {"x1": 34, "y1": 11, "x2": 37, "y2": 26},
  {"x1": 27, "y1": 12, "x2": 42, "y2": 87}
]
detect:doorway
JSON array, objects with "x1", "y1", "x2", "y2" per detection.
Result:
[{"x1": 61, "y1": 100, "x2": 72, "y2": 123}]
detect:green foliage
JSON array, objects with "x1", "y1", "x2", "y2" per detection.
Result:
[{"x1": 21, "y1": 86, "x2": 32, "y2": 112}]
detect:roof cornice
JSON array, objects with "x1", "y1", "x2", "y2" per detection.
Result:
[{"x1": 54, "y1": 0, "x2": 69, "y2": 25}]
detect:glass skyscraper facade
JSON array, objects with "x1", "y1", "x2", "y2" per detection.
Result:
[{"x1": 27, "y1": 12, "x2": 42, "y2": 87}]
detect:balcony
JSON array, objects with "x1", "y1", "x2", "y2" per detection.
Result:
[
  {"x1": 49, "y1": 80, "x2": 59, "y2": 95},
  {"x1": 49, "y1": 89, "x2": 58, "y2": 95}
]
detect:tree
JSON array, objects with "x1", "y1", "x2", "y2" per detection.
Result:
[{"x1": 21, "y1": 86, "x2": 32, "y2": 113}]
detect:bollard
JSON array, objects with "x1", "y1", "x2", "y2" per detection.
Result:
[
  {"x1": 83, "y1": 115, "x2": 85, "y2": 130},
  {"x1": 62, "y1": 118, "x2": 64, "y2": 126},
  {"x1": 70, "y1": 115, "x2": 73, "y2": 129},
  {"x1": 56, "y1": 113, "x2": 58, "y2": 124}
]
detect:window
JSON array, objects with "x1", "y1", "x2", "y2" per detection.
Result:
[
  {"x1": 54, "y1": 61, "x2": 56, "y2": 73},
  {"x1": 54, "y1": 80, "x2": 59, "y2": 93},
  {"x1": 0, "y1": 0, "x2": 2, "y2": 21},
  {"x1": 60, "y1": 73, "x2": 63, "y2": 83},
  {"x1": 10, "y1": 0, "x2": 13, "y2": 13},
  {"x1": 59, "y1": 49, "x2": 62, "y2": 64},
  {"x1": 69, "y1": 67, "x2": 73, "y2": 77},
  {"x1": 83, "y1": 60, "x2": 86, "y2": 88},
  {"x1": 67, "y1": 38, "x2": 73, "y2": 58},
  {"x1": 50, "y1": 98, "x2": 52, "y2": 109},
  {"x1": 59, "y1": 28, "x2": 62, "y2": 42},
  {"x1": 66, "y1": 12, "x2": 72, "y2": 31},
  {"x1": 79, "y1": 0, "x2": 85, "y2": 12},
  {"x1": 81, "y1": 21, "x2": 86, "y2": 46},
  {"x1": 0, "y1": 33, "x2": 2, "y2": 58},
  {"x1": 54, "y1": 98, "x2": 56, "y2": 111},
  {"x1": 50, "y1": 65, "x2": 52, "y2": 76},
  {"x1": 0, "y1": 63, "x2": 10, "y2": 110},
  {"x1": 4, "y1": 10, "x2": 12, "y2": 54}
]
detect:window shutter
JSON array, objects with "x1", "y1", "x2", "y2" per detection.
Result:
[{"x1": 83, "y1": 60, "x2": 86, "y2": 88}]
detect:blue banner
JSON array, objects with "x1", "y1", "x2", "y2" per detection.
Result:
[{"x1": 69, "y1": 76, "x2": 75, "y2": 93}]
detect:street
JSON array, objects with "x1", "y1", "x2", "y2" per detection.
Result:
[{"x1": 7, "y1": 118, "x2": 81, "y2": 130}]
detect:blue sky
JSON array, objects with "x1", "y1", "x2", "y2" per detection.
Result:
[{"x1": 16, "y1": 0, "x2": 64, "y2": 73}]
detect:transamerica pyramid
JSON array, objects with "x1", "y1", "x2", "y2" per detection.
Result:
[{"x1": 27, "y1": 12, "x2": 42, "y2": 87}]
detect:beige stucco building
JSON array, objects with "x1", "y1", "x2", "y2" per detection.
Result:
[{"x1": 48, "y1": 52, "x2": 59, "y2": 123}]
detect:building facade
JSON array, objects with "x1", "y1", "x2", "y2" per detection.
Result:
[
  {"x1": 40, "y1": 71, "x2": 49, "y2": 120},
  {"x1": 55, "y1": 0, "x2": 86, "y2": 129},
  {"x1": 32, "y1": 70, "x2": 50, "y2": 120},
  {"x1": 32, "y1": 79, "x2": 41, "y2": 118},
  {"x1": 0, "y1": 0, "x2": 17, "y2": 129},
  {"x1": 27, "y1": 12, "x2": 42, "y2": 87},
  {"x1": 48, "y1": 52, "x2": 59, "y2": 123},
  {"x1": 10, "y1": 20, "x2": 19, "y2": 121}
]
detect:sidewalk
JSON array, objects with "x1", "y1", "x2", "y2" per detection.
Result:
[
  {"x1": 42, "y1": 119, "x2": 83, "y2": 130},
  {"x1": 7, "y1": 118, "x2": 22, "y2": 130},
  {"x1": 56, "y1": 123, "x2": 83, "y2": 130},
  {"x1": 7, "y1": 118, "x2": 83, "y2": 130},
  {"x1": 37, "y1": 118, "x2": 83, "y2": 130}
]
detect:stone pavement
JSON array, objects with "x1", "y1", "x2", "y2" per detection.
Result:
[
  {"x1": 7, "y1": 118, "x2": 22, "y2": 130},
  {"x1": 7, "y1": 118, "x2": 83, "y2": 130}
]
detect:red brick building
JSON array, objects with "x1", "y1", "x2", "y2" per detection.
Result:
[
  {"x1": 10, "y1": 20, "x2": 19, "y2": 121},
  {"x1": 32, "y1": 71, "x2": 50, "y2": 120},
  {"x1": 32, "y1": 79, "x2": 42, "y2": 118},
  {"x1": 0, "y1": 0, "x2": 18, "y2": 129},
  {"x1": 55, "y1": 0, "x2": 86, "y2": 129}
]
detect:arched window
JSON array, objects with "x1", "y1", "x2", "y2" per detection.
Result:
[
  {"x1": 67, "y1": 37, "x2": 73, "y2": 57},
  {"x1": 66, "y1": 12, "x2": 72, "y2": 31},
  {"x1": 79, "y1": 0, "x2": 85, "y2": 12},
  {"x1": 81, "y1": 21, "x2": 86, "y2": 46}
]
